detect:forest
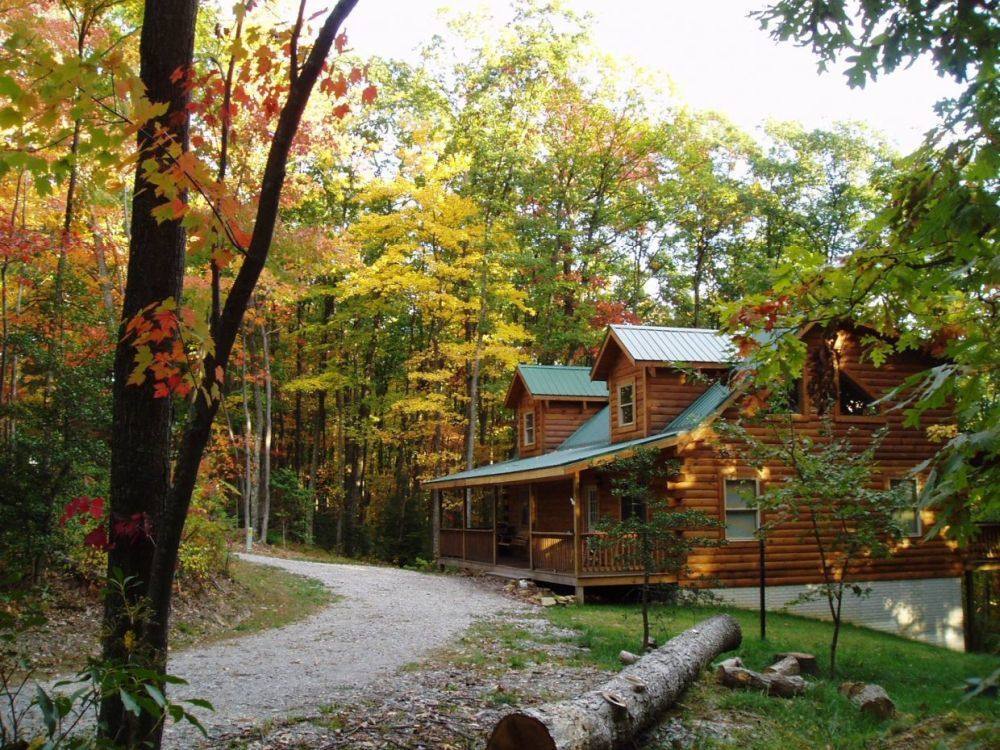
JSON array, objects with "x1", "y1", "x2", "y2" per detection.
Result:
[
  {"x1": 0, "y1": 0, "x2": 996, "y2": 747},
  {"x1": 2, "y1": 0, "x2": 924, "y2": 574}
]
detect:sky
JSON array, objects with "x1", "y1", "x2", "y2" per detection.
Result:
[{"x1": 340, "y1": 0, "x2": 959, "y2": 153}]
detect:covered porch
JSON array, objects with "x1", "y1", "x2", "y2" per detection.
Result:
[{"x1": 431, "y1": 471, "x2": 677, "y2": 592}]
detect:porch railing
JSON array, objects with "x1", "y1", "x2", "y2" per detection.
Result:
[
  {"x1": 464, "y1": 528, "x2": 494, "y2": 563},
  {"x1": 438, "y1": 528, "x2": 494, "y2": 564},
  {"x1": 580, "y1": 532, "x2": 673, "y2": 574},
  {"x1": 531, "y1": 532, "x2": 574, "y2": 573}
]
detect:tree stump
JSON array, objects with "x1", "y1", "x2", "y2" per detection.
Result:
[
  {"x1": 763, "y1": 655, "x2": 801, "y2": 677},
  {"x1": 840, "y1": 682, "x2": 895, "y2": 719},
  {"x1": 486, "y1": 614, "x2": 741, "y2": 750}
]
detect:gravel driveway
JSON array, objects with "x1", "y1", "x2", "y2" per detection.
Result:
[{"x1": 165, "y1": 554, "x2": 524, "y2": 747}]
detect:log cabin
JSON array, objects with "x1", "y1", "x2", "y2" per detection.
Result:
[{"x1": 425, "y1": 324, "x2": 968, "y2": 649}]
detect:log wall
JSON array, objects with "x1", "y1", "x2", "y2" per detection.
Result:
[
  {"x1": 674, "y1": 328, "x2": 962, "y2": 588},
  {"x1": 514, "y1": 393, "x2": 603, "y2": 456},
  {"x1": 608, "y1": 355, "x2": 646, "y2": 443}
]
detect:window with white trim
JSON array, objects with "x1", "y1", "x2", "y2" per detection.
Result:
[
  {"x1": 724, "y1": 478, "x2": 759, "y2": 540},
  {"x1": 618, "y1": 381, "x2": 635, "y2": 427},
  {"x1": 890, "y1": 478, "x2": 921, "y2": 537},
  {"x1": 586, "y1": 485, "x2": 599, "y2": 531},
  {"x1": 522, "y1": 410, "x2": 535, "y2": 446}
]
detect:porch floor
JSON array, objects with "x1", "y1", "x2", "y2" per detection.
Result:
[{"x1": 437, "y1": 556, "x2": 677, "y2": 588}]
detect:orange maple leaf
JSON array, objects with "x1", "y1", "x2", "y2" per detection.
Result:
[
  {"x1": 332, "y1": 103, "x2": 350, "y2": 119},
  {"x1": 361, "y1": 85, "x2": 377, "y2": 104},
  {"x1": 332, "y1": 74, "x2": 348, "y2": 98},
  {"x1": 334, "y1": 32, "x2": 347, "y2": 53}
]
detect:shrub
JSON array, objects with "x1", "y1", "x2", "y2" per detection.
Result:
[{"x1": 177, "y1": 488, "x2": 231, "y2": 582}]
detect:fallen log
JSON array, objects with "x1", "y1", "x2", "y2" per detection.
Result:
[
  {"x1": 486, "y1": 614, "x2": 741, "y2": 750},
  {"x1": 840, "y1": 682, "x2": 895, "y2": 719},
  {"x1": 717, "y1": 659, "x2": 807, "y2": 698}
]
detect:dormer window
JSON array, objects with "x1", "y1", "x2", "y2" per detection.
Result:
[
  {"x1": 618, "y1": 381, "x2": 635, "y2": 427},
  {"x1": 838, "y1": 371, "x2": 875, "y2": 416},
  {"x1": 523, "y1": 411, "x2": 535, "y2": 446}
]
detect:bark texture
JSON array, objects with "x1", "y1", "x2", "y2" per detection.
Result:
[
  {"x1": 716, "y1": 657, "x2": 807, "y2": 698},
  {"x1": 840, "y1": 682, "x2": 895, "y2": 719},
  {"x1": 486, "y1": 614, "x2": 741, "y2": 750}
]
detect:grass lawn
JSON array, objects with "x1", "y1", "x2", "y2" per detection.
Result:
[{"x1": 546, "y1": 603, "x2": 1000, "y2": 749}]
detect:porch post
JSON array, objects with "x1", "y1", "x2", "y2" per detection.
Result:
[
  {"x1": 572, "y1": 471, "x2": 582, "y2": 580},
  {"x1": 431, "y1": 489, "x2": 440, "y2": 562},
  {"x1": 492, "y1": 487, "x2": 498, "y2": 565},
  {"x1": 528, "y1": 484, "x2": 535, "y2": 570},
  {"x1": 461, "y1": 488, "x2": 467, "y2": 561}
]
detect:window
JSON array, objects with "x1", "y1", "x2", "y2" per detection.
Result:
[
  {"x1": 621, "y1": 496, "x2": 646, "y2": 521},
  {"x1": 618, "y1": 381, "x2": 635, "y2": 427},
  {"x1": 586, "y1": 486, "x2": 599, "y2": 531},
  {"x1": 523, "y1": 410, "x2": 535, "y2": 446},
  {"x1": 838, "y1": 371, "x2": 875, "y2": 416},
  {"x1": 890, "y1": 478, "x2": 921, "y2": 537},
  {"x1": 724, "y1": 478, "x2": 759, "y2": 540}
]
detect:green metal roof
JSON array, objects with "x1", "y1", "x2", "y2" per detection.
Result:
[
  {"x1": 560, "y1": 406, "x2": 610, "y2": 449},
  {"x1": 664, "y1": 382, "x2": 731, "y2": 432},
  {"x1": 425, "y1": 383, "x2": 732, "y2": 487},
  {"x1": 517, "y1": 365, "x2": 608, "y2": 399}
]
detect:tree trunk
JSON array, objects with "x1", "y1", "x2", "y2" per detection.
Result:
[
  {"x1": 102, "y1": 0, "x2": 360, "y2": 745},
  {"x1": 240, "y1": 331, "x2": 256, "y2": 551},
  {"x1": 258, "y1": 321, "x2": 272, "y2": 543},
  {"x1": 100, "y1": 0, "x2": 199, "y2": 744},
  {"x1": 487, "y1": 615, "x2": 741, "y2": 750}
]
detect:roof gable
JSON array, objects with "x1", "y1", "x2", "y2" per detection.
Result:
[
  {"x1": 592, "y1": 325, "x2": 735, "y2": 379},
  {"x1": 503, "y1": 365, "x2": 608, "y2": 409}
]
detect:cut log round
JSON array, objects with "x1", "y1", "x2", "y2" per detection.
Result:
[
  {"x1": 776, "y1": 651, "x2": 819, "y2": 675},
  {"x1": 486, "y1": 614, "x2": 742, "y2": 750},
  {"x1": 763, "y1": 655, "x2": 801, "y2": 677},
  {"x1": 840, "y1": 682, "x2": 895, "y2": 719}
]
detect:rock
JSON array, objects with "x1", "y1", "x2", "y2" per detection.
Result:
[
  {"x1": 619, "y1": 650, "x2": 639, "y2": 665},
  {"x1": 539, "y1": 597, "x2": 557, "y2": 607},
  {"x1": 517, "y1": 579, "x2": 530, "y2": 589}
]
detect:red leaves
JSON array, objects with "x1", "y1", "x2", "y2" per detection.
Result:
[
  {"x1": 334, "y1": 32, "x2": 348, "y2": 53},
  {"x1": 332, "y1": 103, "x2": 350, "y2": 119},
  {"x1": 61, "y1": 497, "x2": 113, "y2": 551},
  {"x1": 331, "y1": 74, "x2": 348, "y2": 98},
  {"x1": 84, "y1": 527, "x2": 112, "y2": 551},
  {"x1": 60, "y1": 496, "x2": 105, "y2": 526},
  {"x1": 361, "y1": 84, "x2": 377, "y2": 104},
  {"x1": 732, "y1": 295, "x2": 791, "y2": 333},
  {"x1": 113, "y1": 513, "x2": 154, "y2": 545},
  {"x1": 59, "y1": 497, "x2": 154, "y2": 551}
]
